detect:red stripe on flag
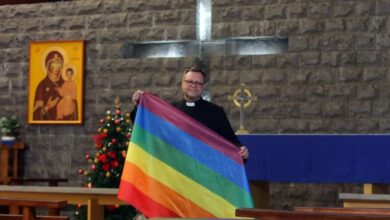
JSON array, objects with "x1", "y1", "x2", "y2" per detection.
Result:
[
  {"x1": 118, "y1": 180, "x2": 179, "y2": 218},
  {"x1": 120, "y1": 161, "x2": 216, "y2": 218}
]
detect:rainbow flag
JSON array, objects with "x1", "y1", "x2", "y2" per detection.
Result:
[{"x1": 118, "y1": 93, "x2": 253, "y2": 218}]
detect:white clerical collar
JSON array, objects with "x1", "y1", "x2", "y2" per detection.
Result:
[{"x1": 186, "y1": 102, "x2": 195, "y2": 107}]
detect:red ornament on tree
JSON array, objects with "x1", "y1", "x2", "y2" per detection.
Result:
[
  {"x1": 98, "y1": 154, "x2": 107, "y2": 163},
  {"x1": 111, "y1": 160, "x2": 119, "y2": 168},
  {"x1": 102, "y1": 163, "x2": 110, "y2": 172},
  {"x1": 100, "y1": 133, "x2": 108, "y2": 139},
  {"x1": 107, "y1": 151, "x2": 116, "y2": 159},
  {"x1": 77, "y1": 97, "x2": 135, "y2": 219}
]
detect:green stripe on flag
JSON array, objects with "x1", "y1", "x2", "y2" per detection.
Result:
[{"x1": 131, "y1": 124, "x2": 253, "y2": 207}]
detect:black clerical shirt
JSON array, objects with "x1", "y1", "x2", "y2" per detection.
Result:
[{"x1": 172, "y1": 99, "x2": 242, "y2": 148}]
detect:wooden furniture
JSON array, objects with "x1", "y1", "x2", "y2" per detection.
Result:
[
  {"x1": 295, "y1": 207, "x2": 390, "y2": 215},
  {"x1": 9, "y1": 178, "x2": 68, "y2": 187},
  {"x1": 363, "y1": 184, "x2": 388, "y2": 194},
  {"x1": 0, "y1": 142, "x2": 24, "y2": 185},
  {"x1": 0, "y1": 141, "x2": 68, "y2": 187},
  {"x1": 249, "y1": 181, "x2": 269, "y2": 208},
  {"x1": 0, "y1": 197, "x2": 68, "y2": 220},
  {"x1": 0, "y1": 185, "x2": 126, "y2": 220},
  {"x1": 236, "y1": 208, "x2": 390, "y2": 220},
  {"x1": 340, "y1": 193, "x2": 390, "y2": 209},
  {"x1": 0, "y1": 214, "x2": 68, "y2": 220},
  {"x1": 339, "y1": 171, "x2": 388, "y2": 210}
]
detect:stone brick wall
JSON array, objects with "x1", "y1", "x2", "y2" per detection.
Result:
[
  {"x1": 211, "y1": 0, "x2": 390, "y2": 133},
  {"x1": 0, "y1": 0, "x2": 389, "y2": 210},
  {"x1": 211, "y1": 0, "x2": 390, "y2": 208}
]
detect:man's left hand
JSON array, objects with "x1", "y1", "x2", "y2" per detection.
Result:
[{"x1": 238, "y1": 146, "x2": 249, "y2": 159}]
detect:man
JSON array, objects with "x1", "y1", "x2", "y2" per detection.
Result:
[{"x1": 132, "y1": 68, "x2": 249, "y2": 160}]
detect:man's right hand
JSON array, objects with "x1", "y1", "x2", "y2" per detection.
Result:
[{"x1": 132, "y1": 90, "x2": 144, "y2": 105}]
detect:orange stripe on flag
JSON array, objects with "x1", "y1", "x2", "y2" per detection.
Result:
[
  {"x1": 118, "y1": 180, "x2": 178, "y2": 218},
  {"x1": 121, "y1": 161, "x2": 216, "y2": 218}
]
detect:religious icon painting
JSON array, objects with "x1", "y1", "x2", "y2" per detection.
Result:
[{"x1": 28, "y1": 40, "x2": 85, "y2": 124}]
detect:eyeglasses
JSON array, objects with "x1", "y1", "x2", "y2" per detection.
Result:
[{"x1": 183, "y1": 80, "x2": 204, "y2": 87}]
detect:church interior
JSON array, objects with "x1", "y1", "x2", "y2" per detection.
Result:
[{"x1": 0, "y1": 0, "x2": 389, "y2": 219}]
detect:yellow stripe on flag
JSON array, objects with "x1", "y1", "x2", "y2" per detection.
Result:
[
  {"x1": 126, "y1": 142, "x2": 237, "y2": 218},
  {"x1": 121, "y1": 161, "x2": 215, "y2": 217}
]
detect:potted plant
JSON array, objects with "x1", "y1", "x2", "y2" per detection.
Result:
[{"x1": 0, "y1": 116, "x2": 21, "y2": 143}]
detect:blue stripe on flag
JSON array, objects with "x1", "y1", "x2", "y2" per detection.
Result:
[{"x1": 134, "y1": 105, "x2": 249, "y2": 191}]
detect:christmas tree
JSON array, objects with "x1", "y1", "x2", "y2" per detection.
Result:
[{"x1": 76, "y1": 98, "x2": 136, "y2": 220}]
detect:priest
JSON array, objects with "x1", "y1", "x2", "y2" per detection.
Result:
[{"x1": 131, "y1": 68, "x2": 249, "y2": 160}]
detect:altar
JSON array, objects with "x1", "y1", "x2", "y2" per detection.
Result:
[{"x1": 238, "y1": 134, "x2": 390, "y2": 207}]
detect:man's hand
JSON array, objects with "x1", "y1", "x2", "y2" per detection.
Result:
[
  {"x1": 132, "y1": 90, "x2": 144, "y2": 105},
  {"x1": 238, "y1": 146, "x2": 249, "y2": 159}
]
